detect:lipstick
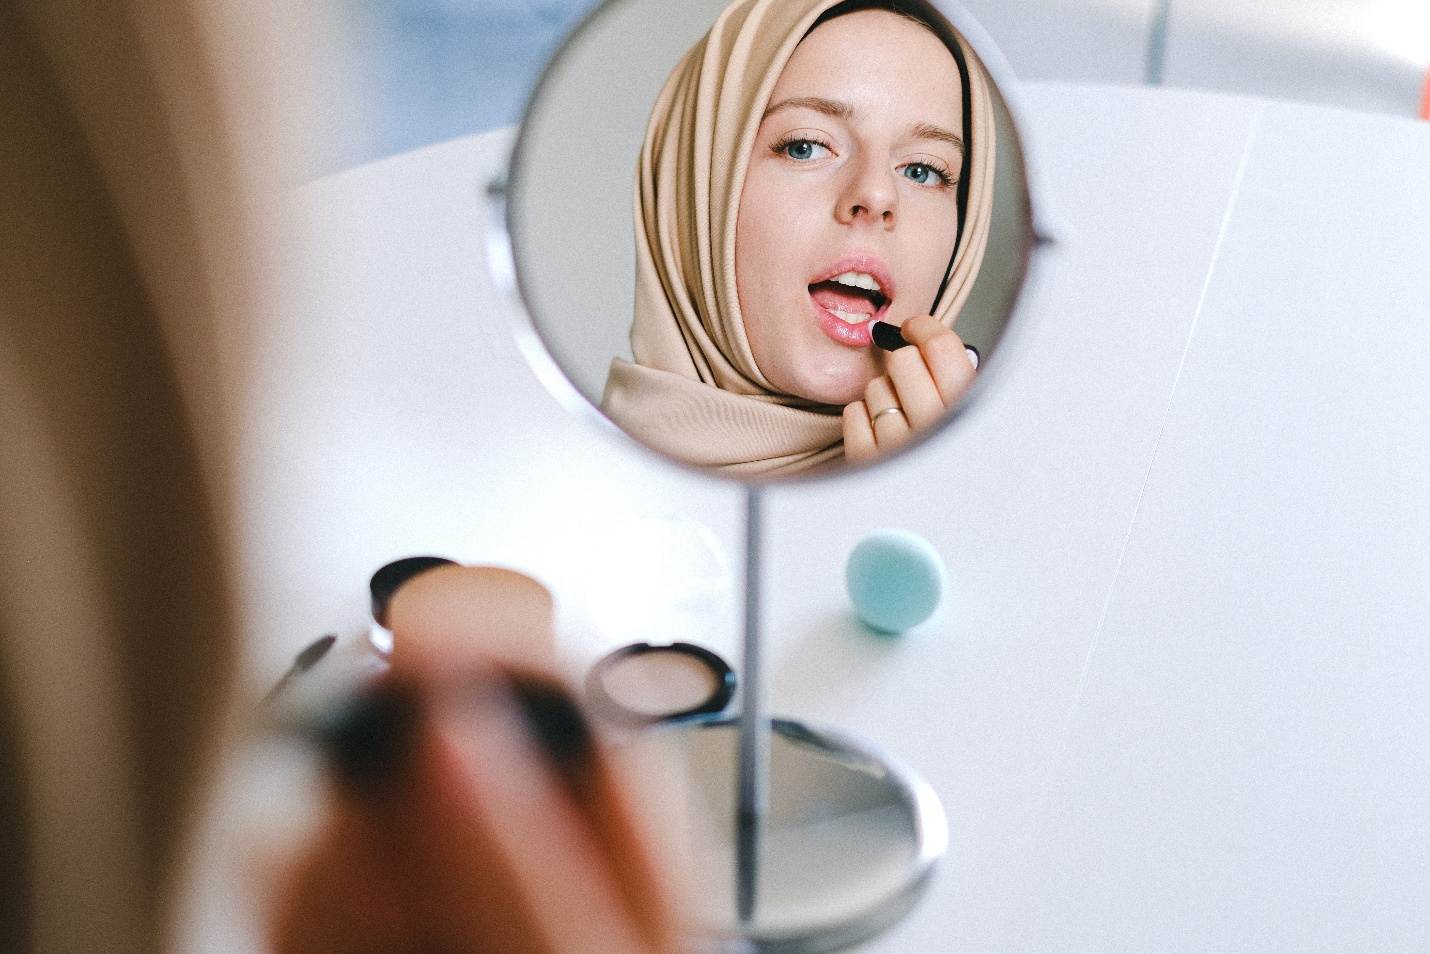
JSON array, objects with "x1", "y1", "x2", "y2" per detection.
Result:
[
  {"x1": 870, "y1": 320, "x2": 909, "y2": 351},
  {"x1": 870, "y1": 320, "x2": 982, "y2": 368}
]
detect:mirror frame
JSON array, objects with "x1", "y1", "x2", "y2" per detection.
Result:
[{"x1": 485, "y1": 0, "x2": 1062, "y2": 486}]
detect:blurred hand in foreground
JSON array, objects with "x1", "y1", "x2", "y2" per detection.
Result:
[{"x1": 269, "y1": 565, "x2": 684, "y2": 954}]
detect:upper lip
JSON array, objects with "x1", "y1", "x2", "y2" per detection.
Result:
[{"x1": 808, "y1": 256, "x2": 896, "y2": 305}]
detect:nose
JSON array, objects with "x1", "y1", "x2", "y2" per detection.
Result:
[{"x1": 835, "y1": 151, "x2": 897, "y2": 228}]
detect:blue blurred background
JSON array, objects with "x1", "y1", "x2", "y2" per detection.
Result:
[
  {"x1": 330, "y1": 0, "x2": 1429, "y2": 174},
  {"x1": 334, "y1": 0, "x2": 600, "y2": 168}
]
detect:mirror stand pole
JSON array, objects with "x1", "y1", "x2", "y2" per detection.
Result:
[{"x1": 736, "y1": 485, "x2": 768, "y2": 924}]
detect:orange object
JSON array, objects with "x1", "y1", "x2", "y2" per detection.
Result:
[
  {"x1": 1421, "y1": 66, "x2": 1430, "y2": 121},
  {"x1": 385, "y1": 564, "x2": 558, "y2": 669}
]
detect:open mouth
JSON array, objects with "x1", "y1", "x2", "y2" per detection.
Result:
[{"x1": 809, "y1": 271, "x2": 890, "y2": 325}]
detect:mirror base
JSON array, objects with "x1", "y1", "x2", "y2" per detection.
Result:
[{"x1": 659, "y1": 716, "x2": 947, "y2": 954}]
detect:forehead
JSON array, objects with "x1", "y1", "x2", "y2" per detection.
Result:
[{"x1": 770, "y1": 9, "x2": 963, "y2": 122}]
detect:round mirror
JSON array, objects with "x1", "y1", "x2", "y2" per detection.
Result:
[{"x1": 496, "y1": 0, "x2": 1049, "y2": 481}]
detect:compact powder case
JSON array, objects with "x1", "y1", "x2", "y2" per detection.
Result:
[{"x1": 586, "y1": 642, "x2": 736, "y2": 726}]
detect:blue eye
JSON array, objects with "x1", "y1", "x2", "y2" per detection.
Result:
[
  {"x1": 779, "y1": 139, "x2": 830, "y2": 161},
  {"x1": 902, "y1": 163, "x2": 945, "y2": 185}
]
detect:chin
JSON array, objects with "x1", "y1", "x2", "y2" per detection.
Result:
[
  {"x1": 761, "y1": 324, "x2": 878, "y2": 405},
  {"x1": 788, "y1": 372, "x2": 872, "y2": 407}
]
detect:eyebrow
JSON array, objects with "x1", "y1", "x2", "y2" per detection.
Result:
[
  {"x1": 911, "y1": 122, "x2": 964, "y2": 153},
  {"x1": 762, "y1": 96, "x2": 853, "y2": 121},
  {"x1": 761, "y1": 99, "x2": 966, "y2": 154}
]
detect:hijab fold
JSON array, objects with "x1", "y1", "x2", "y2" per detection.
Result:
[{"x1": 603, "y1": 0, "x2": 997, "y2": 476}]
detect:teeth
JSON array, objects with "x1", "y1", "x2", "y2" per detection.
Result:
[
  {"x1": 831, "y1": 271, "x2": 882, "y2": 293},
  {"x1": 830, "y1": 308, "x2": 869, "y2": 324}
]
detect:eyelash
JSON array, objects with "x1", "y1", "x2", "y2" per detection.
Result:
[
  {"x1": 770, "y1": 134, "x2": 833, "y2": 160},
  {"x1": 770, "y1": 135, "x2": 956, "y2": 188},
  {"x1": 900, "y1": 160, "x2": 955, "y2": 188}
]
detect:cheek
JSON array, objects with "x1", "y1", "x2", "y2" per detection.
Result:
[
  {"x1": 898, "y1": 201, "x2": 962, "y2": 308},
  {"x1": 734, "y1": 172, "x2": 801, "y2": 346},
  {"x1": 735, "y1": 173, "x2": 796, "y2": 287}
]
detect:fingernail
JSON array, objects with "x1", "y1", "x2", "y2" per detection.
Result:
[
  {"x1": 871, "y1": 321, "x2": 910, "y2": 352},
  {"x1": 313, "y1": 678, "x2": 420, "y2": 796},
  {"x1": 507, "y1": 675, "x2": 594, "y2": 789}
]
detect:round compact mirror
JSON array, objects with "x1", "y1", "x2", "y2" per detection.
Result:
[
  {"x1": 587, "y1": 641, "x2": 737, "y2": 726},
  {"x1": 490, "y1": 0, "x2": 1051, "y2": 949},
  {"x1": 497, "y1": 0, "x2": 1048, "y2": 481}
]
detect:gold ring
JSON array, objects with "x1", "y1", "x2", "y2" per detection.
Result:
[{"x1": 872, "y1": 406, "x2": 904, "y2": 422}]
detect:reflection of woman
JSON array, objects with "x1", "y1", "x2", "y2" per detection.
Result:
[{"x1": 602, "y1": 0, "x2": 995, "y2": 476}]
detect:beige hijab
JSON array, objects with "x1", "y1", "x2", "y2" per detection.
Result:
[{"x1": 602, "y1": 0, "x2": 997, "y2": 477}]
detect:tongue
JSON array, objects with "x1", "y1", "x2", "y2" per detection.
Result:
[{"x1": 809, "y1": 282, "x2": 877, "y2": 319}]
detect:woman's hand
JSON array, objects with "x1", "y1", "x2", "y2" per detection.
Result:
[
  {"x1": 268, "y1": 568, "x2": 683, "y2": 954},
  {"x1": 843, "y1": 315, "x2": 976, "y2": 462}
]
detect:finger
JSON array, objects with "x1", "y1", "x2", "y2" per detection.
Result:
[
  {"x1": 568, "y1": 726, "x2": 685, "y2": 954},
  {"x1": 864, "y1": 375, "x2": 912, "y2": 453},
  {"x1": 378, "y1": 569, "x2": 678, "y2": 954},
  {"x1": 883, "y1": 343, "x2": 946, "y2": 431},
  {"x1": 429, "y1": 684, "x2": 662, "y2": 954},
  {"x1": 369, "y1": 676, "x2": 664, "y2": 954},
  {"x1": 335, "y1": 678, "x2": 552, "y2": 954},
  {"x1": 390, "y1": 567, "x2": 678, "y2": 950},
  {"x1": 843, "y1": 401, "x2": 877, "y2": 462},
  {"x1": 898, "y1": 315, "x2": 976, "y2": 407},
  {"x1": 269, "y1": 796, "x2": 412, "y2": 954},
  {"x1": 386, "y1": 566, "x2": 674, "y2": 949},
  {"x1": 501, "y1": 677, "x2": 682, "y2": 954}
]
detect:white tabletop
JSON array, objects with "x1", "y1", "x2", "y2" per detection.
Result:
[{"x1": 238, "y1": 84, "x2": 1430, "y2": 952}]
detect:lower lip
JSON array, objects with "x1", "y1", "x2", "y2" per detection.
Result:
[{"x1": 813, "y1": 301, "x2": 884, "y2": 347}]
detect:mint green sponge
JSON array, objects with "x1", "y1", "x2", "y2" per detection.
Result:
[{"x1": 845, "y1": 529, "x2": 946, "y2": 634}]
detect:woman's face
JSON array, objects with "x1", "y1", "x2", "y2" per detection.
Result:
[{"x1": 734, "y1": 9, "x2": 965, "y2": 405}]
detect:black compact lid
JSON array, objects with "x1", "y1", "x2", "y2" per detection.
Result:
[{"x1": 369, "y1": 555, "x2": 458, "y2": 627}]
